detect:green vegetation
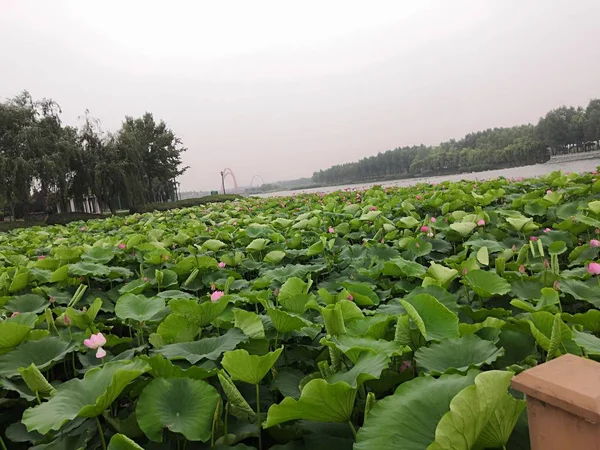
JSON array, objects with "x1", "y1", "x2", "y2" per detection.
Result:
[
  {"x1": 313, "y1": 99, "x2": 600, "y2": 185},
  {"x1": 1, "y1": 170, "x2": 600, "y2": 449},
  {"x1": 130, "y1": 194, "x2": 243, "y2": 213},
  {"x1": 0, "y1": 91, "x2": 187, "y2": 219}
]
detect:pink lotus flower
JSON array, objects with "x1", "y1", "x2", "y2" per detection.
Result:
[
  {"x1": 347, "y1": 294, "x2": 354, "y2": 301},
  {"x1": 530, "y1": 236, "x2": 538, "y2": 242},
  {"x1": 64, "y1": 315, "x2": 71, "y2": 326},
  {"x1": 519, "y1": 264, "x2": 526, "y2": 274},
  {"x1": 430, "y1": 217, "x2": 436, "y2": 223},
  {"x1": 462, "y1": 268, "x2": 468, "y2": 276},
  {"x1": 38, "y1": 255, "x2": 46, "y2": 260},
  {"x1": 218, "y1": 262, "x2": 226, "y2": 268},
  {"x1": 211, "y1": 291, "x2": 225, "y2": 302},
  {"x1": 590, "y1": 239, "x2": 600, "y2": 248},
  {"x1": 233, "y1": 221, "x2": 237, "y2": 226},
  {"x1": 421, "y1": 225, "x2": 429, "y2": 233},
  {"x1": 553, "y1": 280, "x2": 560, "y2": 291},
  {"x1": 416, "y1": 195, "x2": 422, "y2": 200},
  {"x1": 587, "y1": 262, "x2": 600, "y2": 275},
  {"x1": 546, "y1": 190, "x2": 552, "y2": 195},
  {"x1": 328, "y1": 227, "x2": 335, "y2": 233},
  {"x1": 477, "y1": 219, "x2": 485, "y2": 226},
  {"x1": 543, "y1": 228, "x2": 551, "y2": 233},
  {"x1": 118, "y1": 243, "x2": 126, "y2": 249},
  {"x1": 80, "y1": 226, "x2": 86, "y2": 231},
  {"x1": 84, "y1": 332, "x2": 106, "y2": 349},
  {"x1": 10, "y1": 312, "x2": 20, "y2": 318},
  {"x1": 96, "y1": 347, "x2": 107, "y2": 358}
]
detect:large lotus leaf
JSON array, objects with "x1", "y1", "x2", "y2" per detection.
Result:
[
  {"x1": 136, "y1": 377, "x2": 220, "y2": 442},
  {"x1": 526, "y1": 311, "x2": 581, "y2": 355},
  {"x1": 345, "y1": 315, "x2": 393, "y2": 340},
  {"x1": 327, "y1": 351, "x2": 388, "y2": 388},
  {"x1": 141, "y1": 354, "x2": 217, "y2": 380},
  {"x1": 19, "y1": 363, "x2": 56, "y2": 397},
  {"x1": 0, "y1": 321, "x2": 33, "y2": 352},
  {"x1": 382, "y1": 257, "x2": 427, "y2": 278},
  {"x1": 464, "y1": 270, "x2": 511, "y2": 297},
  {"x1": 559, "y1": 279, "x2": 600, "y2": 308},
  {"x1": 415, "y1": 335, "x2": 504, "y2": 375},
  {"x1": 449, "y1": 222, "x2": 476, "y2": 237},
  {"x1": 22, "y1": 359, "x2": 150, "y2": 434},
  {"x1": 505, "y1": 217, "x2": 533, "y2": 232},
  {"x1": 267, "y1": 308, "x2": 312, "y2": 333},
  {"x1": 233, "y1": 309, "x2": 265, "y2": 339},
  {"x1": 400, "y1": 294, "x2": 459, "y2": 342},
  {"x1": 64, "y1": 298, "x2": 103, "y2": 330},
  {"x1": 427, "y1": 263, "x2": 458, "y2": 287},
  {"x1": 115, "y1": 294, "x2": 165, "y2": 323},
  {"x1": 170, "y1": 298, "x2": 230, "y2": 327},
  {"x1": 218, "y1": 371, "x2": 256, "y2": 420},
  {"x1": 0, "y1": 337, "x2": 77, "y2": 377},
  {"x1": 108, "y1": 433, "x2": 144, "y2": 450},
  {"x1": 321, "y1": 335, "x2": 406, "y2": 363},
  {"x1": 429, "y1": 371, "x2": 518, "y2": 450},
  {"x1": 278, "y1": 277, "x2": 312, "y2": 313},
  {"x1": 246, "y1": 238, "x2": 269, "y2": 252},
  {"x1": 150, "y1": 313, "x2": 199, "y2": 347},
  {"x1": 572, "y1": 329, "x2": 600, "y2": 355},
  {"x1": 222, "y1": 347, "x2": 282, "y2": 384},
  {"x1": 153, "y1": 328, "x2": 247, "y2": 363},
  {"x1": 69, "y1": 262, "x2": 111, "y2": 277},
  {"x1": 355, "y1": 371, "x2": 478, "y2": 450},
  {"x1": 562, "y1": 310, "x2": 600, "y2": 332},
  {"x1": 341, "y1": 282, "x2": 379, "y2": 306},
  {"x1": 118, "y1": 279, "x2": 151, "y2": 296},
  {"x1": 202, "y1": 239, "x2": 227, "y2": 251},
  {"x1": 81, "y1": 247, "x2": 115, "y2": 265},
  {"x1": 265, "y1": 379, "x2": 356, "y2": 427},
  {"x1": 155, "y1": 290, "x2": 196, "y2": 299},
  {"x1": 5, "y1": 294, "x2": 49, "y2": 314}
]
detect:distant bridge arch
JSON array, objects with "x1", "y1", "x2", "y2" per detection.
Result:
[
  {"x1": 220, "y1": 168, "x2": 238, "y2": 194},
  {"x1": 250, "y1": 175, "x2": 265, "y2": 187}
]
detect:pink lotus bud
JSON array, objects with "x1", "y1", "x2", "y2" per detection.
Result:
[
  {"x1": 553, "y1": 280, "x2": 560, "y2": 291},
  {"x1": 512, "y1": 244, "x2": 517, "y2": 252},
  {"x1": 370, "y1": 206, "x2": 377, "y2": 211},
  {"x1": 274, "y1": 288, "x2": 279, "y2": 297},
  {"x1": 543, "y1": 228, "x2": 551, "y2": 233},
  {"x1": 519, "y1": 264, "x2": 526, "y2": 274},
  {"x1": 10, "y1": 311, "x2": 20, "y2": 318},
  {"x1": 530, "y1": 236, "x2": 538, "y2": 242},
  {"x1": 544, "y1": 258, "x2": 550, "y2": 269},
  {"x1": 430, "y1": 217, "x2": 436, "y2": 223},
  {"x1": 84, "y1": 332, "x2": 106, "y2": 349},
  {"x1": 143, "y1": 277, "x2": 149, "y2": 282},
  {"x1": 347, "y1": 294, "x2": 354, "y2": 301},
  {"x1": 328, "y1": 227, "x2": 335, "y2": 233},
  {"x1": 64, "y1": 315, "x2": 71, "y2": 325},
  {"x1": 96, "y1": 347, "x2": 107, "y2": 359},
  {"x1": 421, "y1": 225, "x2": 429, "y2": 233},
  {"x1": 546, "y1": 190, "x2": 552, "y2": 194},
  {"x1": 416, "y1": 195, "x2": 422, "y2": 200},
  {"x1": 49, "y1": 296, "x2": 55, "y2": 303},
  {"x1": 218, "y1": 262, "x2": 226, "y2": 268},
  {"x1": 590, "y1": 239, "x2": 600, "y2": 248},
  {"x1": 462, "y1": 268, "x2": 468, "y2": 276},
  {"x1": 80, "y1": 226, "x2": 86, "y2": 231},
  {"x1": 211, "y1": 291, "x2": 225, "y2": 302},
  {"x1": 118, "y1": 243, "x2": 126, "y2": 249},
  {"x1": 38, "y1": 255, "x2": 46, "y2": 260},
  {"x1": 587, "y1": 262, "x2": 600, "y2": 275},
  {"x1": 477, "y1": 219, "x2": 485, "y2": 226}
]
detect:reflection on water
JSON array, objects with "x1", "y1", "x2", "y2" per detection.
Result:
[{"x1": 260, "y1": 159, "x2": 600, "y2": 198}]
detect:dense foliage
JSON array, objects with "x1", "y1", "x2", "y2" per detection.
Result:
[
  {"x1": 0, "y1": 91, "x2": 188, "y2": 218},
  {"x1": 1, "y1": 170, "x2": 600, "y2": 449},
  {"x1": 313, "y1": 99, "x2": 600, "y2": 185}
]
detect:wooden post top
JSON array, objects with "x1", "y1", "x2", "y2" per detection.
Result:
[{"x1": 512, "y1": 354, "x2": 600, "y2": 423}]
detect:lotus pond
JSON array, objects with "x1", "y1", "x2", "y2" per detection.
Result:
[{"x1": 2, "y1": 170, "x2": 600, "y2": 450}]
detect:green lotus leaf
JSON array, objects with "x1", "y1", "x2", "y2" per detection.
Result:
[
  {"x1": 382, "y1": 257, "x2": 427, "y2": 278},
  {"x1": 153, "y1": 328, "x2": 247, "y2": 363},
  {"x1": 355, "y1": 371, "x2": 478, "y2": 450},
  {"x1": 64, "y1": 298, "x2": 103, "y2": 330},
  {"x1": 69, "y1": 262, "x2": 111, "y2": 277},
  {"x1": 559, "y1": 279, "x2": 600, "y2": 308},
  {"x1": 155, "y1": 290, "x2": 196, "y2": 299},
  {"x1": 464, "y1": 270, "x2": 511, "y2": 297},
  {"x1": 267, "y1": 308, "x2": 313, "y2": 333},
  {"x1": 136, "y1": 377, "x2": 220, "y2": 442},
  {"x1": 108, "y1": 433, "x2": 144, "y2": 450},
  {"x1": 429, "y1": 371, "x2": 519, "y2": 450},
  {"x1": 0, "y1": 321, "x2": 34, "y2": 353},
  {"x1": 218, "y1": 371, "x2": 255, "y2": 420},
  {"x1": 526, "y1": 311, "x2": 581, "y2": 355},
  {"x1": 18, "y1": 363, "x2": 56, "y2": 397},
  {"x1": 141, "y1": 354, "x2": 217, "y2": 380},
  {"x1": 150, "y1": 313, "x2": 200, "y2": 347},
  {"x1": 321, "y1": 335, "x2": 406, "y2": 363},
  {"x1": 415, "y1": 335, "x2": 504, "y2": 375},
  {"x1": 0, "y1": 337, "x2": 77, "y2": 377},
  {"x1": 118, "y1": 279, "x2": 151, "y2": 295},
  {"x1": 264, "y1": 250, "x2": 286, "y2": 264},
  {"x1": 202, "y1": 239, "x2": 227, "y2": 251},
  {"x1": 246, "y1": 238, "x2": 269, "y2": 252},
  {"x1": 170, "y1": 298, "x2": 230, "y2": 327},
  {"x1": 572, "y1": 329, "x2": 600, "y2": 356},
  {"x1": 449, "y1": 222, "x2": 476, "y2": 236},
  {"x1": 562, "y1": 310, "x2": 600, "y2": 332},
  {"x1": 5, "y1": 294, "x2": 48, "y2": 314},
  {"x1": 400, "y1": 293, "x2": 459, "y2": 342},
  {"x1": 233, "y1": 309, "x2": 265, "y2": 339},
  {"x1": 265, "y1": 379, "x2": 356, "y2": 427},
  {"x1": 476, "y1": 246, "x2": 489, "y2": 266},
  {"x1": 222, "y1": 347, "x2": 282, "y2": 384},
  {"x1": 341, "y1": 282, "x2": 379, "y2": 306},
  {"x1": 115, "y1": 293, "x2": 165, "y2": 323},
  {"x1": 327, "y1": 351, "x2": 388, "y2": 388},
  {"x1": 81, "y1": 247, "x2": 115, "y2": 265},
  {"x1": 427, "y1": 263, "x2": 458, "y2": 287},
  {"x1": 22, "y1": 359, "x2": 150, "y2": 434}
]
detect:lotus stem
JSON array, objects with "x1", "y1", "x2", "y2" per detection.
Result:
[
  {"x1": 256, "y1": 383, "x2": 262, "y2": 450},
  {"x1": 0, "y1": 436, "x2": 7, "y2": 450},
  {"x1": 95, "y1": 416, "x2": 107, "y2": 450},
  {"x1": 348, "y1": 420, "x2": 357, "y2": 440}
]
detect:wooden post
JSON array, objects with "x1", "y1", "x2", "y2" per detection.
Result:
[{"x1": 512, "y1": 354, "x2": 600, "y2": 450}]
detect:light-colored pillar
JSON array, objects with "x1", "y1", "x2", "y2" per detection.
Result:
[{"x1": 512, "y1": 354, "x2": 600, "y2": 450}]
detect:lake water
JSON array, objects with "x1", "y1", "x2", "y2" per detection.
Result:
[{"x1": 260, "y1": 158, "x2": 600, "y2": 197}]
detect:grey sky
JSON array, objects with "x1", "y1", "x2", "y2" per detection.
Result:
[{"x1": 1, "y1": 1, "x2": 599, "y2": 191}]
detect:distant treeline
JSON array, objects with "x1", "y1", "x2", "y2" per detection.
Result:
[{"x1": 312, "y1": 99, "x2": 600, "y2": 185}]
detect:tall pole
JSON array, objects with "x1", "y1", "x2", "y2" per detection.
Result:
[{"x1": 221, "y1": 171, "x2": 226, "y2": 194}]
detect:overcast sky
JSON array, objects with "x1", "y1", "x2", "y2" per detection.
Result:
[{"x1": 1, "y1": 1, "x2": 599, "y2": 191}]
